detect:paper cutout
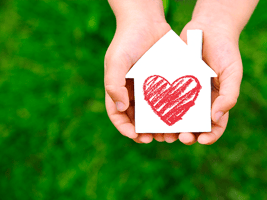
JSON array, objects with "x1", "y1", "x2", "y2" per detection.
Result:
[
  {"x1": 143, "y1": 75, "x2": 202, "y2": 126},
  {"x1": 126, "y1": 29, "x2": 217, "y2": 133}
]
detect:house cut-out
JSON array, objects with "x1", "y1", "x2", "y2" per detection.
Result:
[{"x1": 126, "y1": 29, "x2": 217, "y2": 133}]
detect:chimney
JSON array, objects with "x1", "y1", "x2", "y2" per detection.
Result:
[{"x1": 187, "y1": 30, "x2": 203, "y2": 59}]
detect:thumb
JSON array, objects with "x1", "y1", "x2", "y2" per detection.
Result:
[
  {"x1": 211, "y1": 61, "x2": 243, "y2": 122},
  {"x1": 104, "y1": 50, "x2": 131, "y2": 112}
]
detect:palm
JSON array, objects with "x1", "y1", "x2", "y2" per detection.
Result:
[{"x1": 178, "y1": 21, "x2": 242, "y2": 144}]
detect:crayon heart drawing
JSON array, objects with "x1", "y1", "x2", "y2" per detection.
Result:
[{"x1": 143, "y1": 75, "x2": 202, "y2": 126}]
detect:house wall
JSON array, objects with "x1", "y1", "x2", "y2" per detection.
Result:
[{"x1": 133, "y1": 76, "x2": 212, "y2": 133}]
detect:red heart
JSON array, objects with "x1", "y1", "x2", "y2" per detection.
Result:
[{"x1": 143, "y1": 75, "x2": 202, "y2": 126}]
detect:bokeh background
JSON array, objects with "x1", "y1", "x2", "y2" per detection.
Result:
[{"x1": 0, "y1": 0, "x2": 267, "y2": 199}]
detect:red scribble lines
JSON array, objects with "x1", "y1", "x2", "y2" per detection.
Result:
[{"x1": 143, "y1": 75, "x2": 202, "y2": 126}]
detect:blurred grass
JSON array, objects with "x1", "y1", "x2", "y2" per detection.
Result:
[
  {"x1": 163, "y1": 0, "x2": 169, "y2": 13},
  {"x1": 0, "y1": 0, "x2": 267, "y2": 199}
]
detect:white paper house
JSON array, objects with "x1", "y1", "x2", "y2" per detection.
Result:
[{"x1": 126, "y1": 30, "x2": 217, "y2": 133}]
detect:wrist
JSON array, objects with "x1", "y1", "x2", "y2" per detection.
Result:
[
  {"x1": 191, "y1": 0, "x2": 259, "y2": 41},
  {"x1": 192, "y1": 0, "x2": 259, "y2": 37},
  {"x1": 191, "y1": 15, "x2": 241, "y2": 43},
  {"x1": 108, "y1": 0, "x2": 166, "y2": 25},
  {"x1": 191, "y1": 2, "x2": 243, "y2": 41}
]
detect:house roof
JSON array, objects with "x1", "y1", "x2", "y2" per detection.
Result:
[{"x1": 126, "y1": 30, "x2": 217, "y2": 79}]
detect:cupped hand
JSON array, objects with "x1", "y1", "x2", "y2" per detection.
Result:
[
  {"x1": 178, "y1": 18, "x2": 243, "y2": 145},
  {"x1": 104, "y1": 15, "x2": 184, "y2": 143},
  {"x1": 105, "y1": 13, "x2": 242, "y2": 145}
]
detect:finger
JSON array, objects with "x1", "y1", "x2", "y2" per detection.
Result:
[
  {"x1": 153, "y1": 134, "x2": 165, "y2": 142},
  {"x1": 198, "y1": 112, "x2": 229, "y2": 145},
  {"x1": 106, "y1": 92, "x2": 138, "y2": 139},
  {"x1": 133, "y1": 137, "x2": 143, "y2": 143},
  {"x1": 135, "y1": 134, "x2": 153, "y2": 144},
  {"x1": 164, "y1": 133, "x2": 179, "y2": 143},
  {"x1": 211, "y1": 61, "x2": 242, "y2": 122},
  {"x1": 178, "y1": 132, "x2": 197, "y2": 145},
  {"x1": 104, "y1": 50, "x2": 132, "y2": 112}
]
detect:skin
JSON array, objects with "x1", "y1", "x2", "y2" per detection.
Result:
[{"x1": 105, "y1": 0, "x2": 259, "y2": 144}]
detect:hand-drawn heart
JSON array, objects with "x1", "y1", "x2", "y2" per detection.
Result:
[{"x1": 143, "y1": 75, "x2": 202, "y2": 126}]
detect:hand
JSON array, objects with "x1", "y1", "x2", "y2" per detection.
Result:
[
  {"x1": 104, "y1": 13, "x2": 186, "y2": 143},
  {"x1": 178, "y1": 18, "x2": 243, "y2": 145}
]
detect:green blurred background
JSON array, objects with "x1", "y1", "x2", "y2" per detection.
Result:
[{"x1": 0, "y1": 0, "x2": 267, "y2": 199}]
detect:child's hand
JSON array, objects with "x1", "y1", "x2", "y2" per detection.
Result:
[
  {"x1": 178, "y1": 19, "x2": 242, "y2": 145},
  {"x1": 105, "y1": 0, "x2": 258, "y2": 144},
  {"x1": 175, "y1": 0, "x2": 258, "y2": 145},
  {"x1": 105, "y1": 0, "x2": 181, "y2": 143},
  {"x1": 105, "y1": 1, "x2": 178, "y2": 143}
]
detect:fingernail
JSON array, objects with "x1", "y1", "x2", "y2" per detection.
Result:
[
  {"x1": 116, "y1": 101, "x2": 125, "y2": 112},
  {"x1": 215, "y1": 111, "x2": 224, "y2": 122}
]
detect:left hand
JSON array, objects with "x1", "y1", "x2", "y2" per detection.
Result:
[{"x1": 177, "y1": 18, "x2": 243, "y2": 145}]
